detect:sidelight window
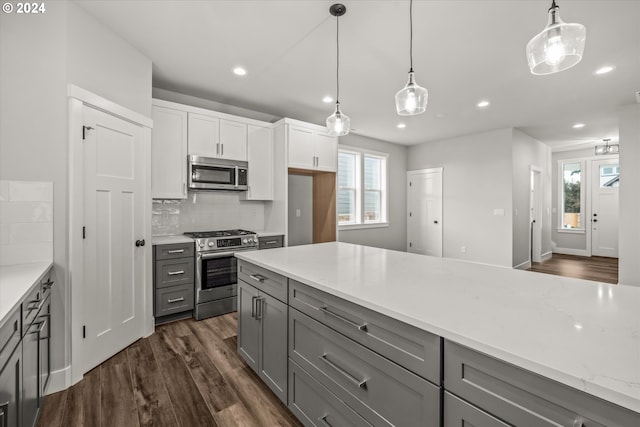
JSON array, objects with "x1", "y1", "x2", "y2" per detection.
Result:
[
  {"x1": 338, "y1": 147, "x2": 388, "y2": 227},
  {"x1": 559, "y1": 160, "x2": 585, "y2": 230}
]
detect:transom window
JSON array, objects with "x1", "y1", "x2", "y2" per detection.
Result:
[{"x1": 338, "y1": 147, "x2": 388, "y2": 227}]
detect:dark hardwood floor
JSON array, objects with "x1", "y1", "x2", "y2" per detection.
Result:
[
  {"x1": 37, "y1": 313, "x2": 302, "y2": 427},
  {"x1": 527, "y1": 254, "x2": 618, "y2": 284}
]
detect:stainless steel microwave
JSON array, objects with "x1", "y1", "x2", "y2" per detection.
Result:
[{"x1": 188, "y1": 155, "x2": 248, "y2": 191}]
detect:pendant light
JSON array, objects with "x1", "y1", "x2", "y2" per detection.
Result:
[
  {"x1": 526, "y1": 0, "x2": 586, "y2": 75},
  {"x1": 326, "y1": 3, "x2": 350, "y2": 137},
  {"x1": 395, "y1": 0, "x2": 428, "y2": 116}
]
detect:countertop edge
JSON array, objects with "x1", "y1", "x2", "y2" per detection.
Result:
[{"x1": 0, "y1": 261, "x2": 53, "y2": 329}]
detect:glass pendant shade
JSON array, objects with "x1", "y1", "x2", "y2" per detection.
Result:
[
  {"x1": 326, "y1": 102, "x2": 351, "y2": 136},
  {"x1": 395, "y1": 71, "x2": 428, "y2": 115},
  {"x1": 526, "y1": 5, "x2": 586, "y2": 75}
]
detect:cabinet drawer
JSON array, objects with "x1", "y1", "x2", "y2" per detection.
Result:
[
  {"x1": 155, "y1": 284, "x2": 194, "y2": 317},
  {"x1": 154, "y1": 242, "x2": 194, "y2": 260},
  {"x1": 444, "y1": 392, "x2": 510, "y2": 427},
  {"x1": 258, "y1": 235, "x2": 283, "y2": 249},
  {"x1": 289, "y1": 280, "x2": 440, "y2": 383},
  {"x1": 21, "y1": 284, "x2": 44, "y2": 333},
  {"x1": 238, "y1": 260, "x2": 287, "y2": 303},
  {"x1": 155, "y1": 258, "x2": 194, "y2": 288},
  {"x1": 0, "y1": 307, "x2": 20, "y2": 372},
  {"x1": 444, "y1": 341, "x2": 640, "y2": 427},
  {"x1": 289, "y1": 359, "x2": 372, "y2": 427},
  {"x1": 290, "y1": 308, "x2": 440, "y2": 427}
]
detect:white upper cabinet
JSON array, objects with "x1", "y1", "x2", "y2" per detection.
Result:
[
  {"x1": 243, "y1": 125, "x2": 273, "y2": 200},
  {"x1": 151, "y1": 105, "x2": 188, "y2": 199},
  {"x1": 188, "y1": 113, "x2": 248, "y2": 161},
  {"x1": 288, "y1": 124, "x2": 337, "y2": 172}
]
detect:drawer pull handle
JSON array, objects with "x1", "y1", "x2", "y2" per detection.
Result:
[
  {"x1": 318, "y1": 415, "x2": 332, "y2": 427},
  {"x1": 167, "y1": 249, "x2": 185, "y2": 254},
  {"x1": 29, "y1": 320, "x2": 46, "y2": 335},
  {"x1": 43, "y1": 280, "x2": 55, "y2": 290},
  {"x1": 319, "y1": 354, "x2": 367, "y2": 389},
  {"x1": 255, "y1": 297, "x2": 264, "y2": 320},
  {"x1": 251, "y1": 296, "x2": 257, "y2": 318},
  {"x1": 573, "y1": 419, "x2": 586, "y2": 427},
  {"x1": 318, "y1": 306, "x2": 368, "y2": 332},
  {"x1": 167, "y1": 270, "x2": 185, "y2": 276},
  {"x1": 249, "y1": 274, "x2": 265, "y2": 283},
  {"x1": 167, "y1": 297, "x2": 185, "y2": 304}
]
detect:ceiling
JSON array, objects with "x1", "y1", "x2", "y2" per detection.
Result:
[{"x1": 77, "y1": 0, "x2": 640, "y2": 149}]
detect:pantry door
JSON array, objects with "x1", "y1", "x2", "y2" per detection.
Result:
[
  {"x1": 407, "y1": 168, "x2": 443, "y2": 257},
  {"x1": 82, "y1": 104, "x2": 147, "y2": 372}
]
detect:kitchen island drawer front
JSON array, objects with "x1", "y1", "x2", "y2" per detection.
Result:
[
  {"x1": 0, "y1": 307, "x2": 20, "y2": 371},
  {"x1": 155, "y1": 258, "x2": 194, "y2": 288},
  {"x1": 258, "y1": 235, "x2": 283, "y2": 249},
  {"x1": 155, "y1": 283, "x2": 194, "y2": 317},
  {"x1": 154, "y1": 242, "x2": 194, "y2": 260},
  {"x1": 21, "y1": 283, "x2": 43, "y2": 332},
  {"x1": 444, "y1": 341, "x2": 640, "y2": 427},
  {"x1": 238, "y1": 260, "x2": 287, "y2": 302},
  {"x1": 289, "y1": 359, "x2": 373, "y2": 427},
  {"x1": 444, "y1": 392, "x2": 510, "y2": 427},
  {"x1": 289, "y1": 279, "x2": 440, "y2": 383},
  {"x1": 290, "y1": 308, "x2": 440, "y2": 427}
]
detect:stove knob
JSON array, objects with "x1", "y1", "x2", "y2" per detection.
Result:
[
  {"x1": 208, "y1": 241, "x2": 215, "y2": 247},
  {"x1": 242, "y1": 238, "x2": 248, "y2": 244},
  {"x1": 199, "y1": 243, "x2": 205, "y2": 248},
  {"x1": 248, "y1": 238, "x2": 254, "y2": 244}
]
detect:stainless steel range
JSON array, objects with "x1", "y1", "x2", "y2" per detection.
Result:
[{"x1": 184, "y1": 229, "x2": 258, "y2": 320}]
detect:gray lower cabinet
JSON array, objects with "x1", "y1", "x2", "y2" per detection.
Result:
[
  {"x1": 289, "y1": 359, "x2": 372, "y2": 427},
  {"x1": 0, "y1": 308, "x2": 22, "y2": 427},
  {"x1": 289, "y1": 308, "x2": 440, "y2": 427},
  {"x1": 153, "y1": 242, "x2": 195, "y2": 322},
  {"x1": 237, "y1": 280, "x2": 288, "y2": 404},
  {"x1": 444, "y1": 392, "x2": 510, "y2": 427},
  {"x1": 444, "y1": 340, "x2": 640, "y2": 427},
  {"x1": 257, "y1": 235, "x2": 284, "y2": 250}
]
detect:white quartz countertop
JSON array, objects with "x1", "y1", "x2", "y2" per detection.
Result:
[
  {"x1": 152, "y1": 235, "x2": 194, "y2": 245},
  {"x1": 0, "y1": 262, "x2": 53, "y2": 328},
  {"x1": 235, "y1": 242, "x2": 640, "y2": 413}
]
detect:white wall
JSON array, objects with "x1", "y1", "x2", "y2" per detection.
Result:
[
  {"x1": 618, "y1": 104, "x2": 640, "y2": 286},
  {"x1": 511, "y1": 129, "x2": 552, "y2": 267},
  {"x1": 0, "y1": 0, "x2": 152, "y2": 391},
  {"x1": 287, "y1": 175, "x2": 313, "y2": 246},
  {"x1": 407, "y1": 128, "x2": 514, "y2": 267},
  {"x1": 337, "y1": 133, "x2": 408, "y2": 252}
]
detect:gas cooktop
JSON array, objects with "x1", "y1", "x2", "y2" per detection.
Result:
[{"x1": 184, "y1": 229, "x2": 258, "y2": 251}]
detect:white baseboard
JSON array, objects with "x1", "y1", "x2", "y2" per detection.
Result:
[
  {"x1": 514, "y1": 260, "x2": 531, "y2": 270},
  {"x1": 541, "y1": 251, "x2": 553, "y2": 261},
  {"x1": 45, "y1": 365, "x2": 72, "y2": 395},
  {"x1": 553, "y1": 247, "x2": 589, "y2": 257}
]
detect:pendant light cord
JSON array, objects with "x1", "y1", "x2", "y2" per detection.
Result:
[
  {"x1": 336, "y1": 13, "x2": 340, "y2": 104},
  {"x1": 409, "y1": 0, "x2": 414, "y2": 73}
]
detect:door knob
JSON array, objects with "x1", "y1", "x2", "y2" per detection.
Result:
[
  {"x1": 135, "y1": 239, "x2": 145, "y2": 247},
  {"x1": 593, "y1": 219, "x2": 597, "y2": 223}
]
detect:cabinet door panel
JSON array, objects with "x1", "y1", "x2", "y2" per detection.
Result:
[
  {"x1": 237, "y1": 281, "x2": 260, "y2": 370},
  {"x1": 259, "y1": 293, "x2": 288, "y2": 404},
  {"x1": 314, "y1": 133, "x2": 337, "y2": 172},
  {"x1": 444, "y1": 392, "x2": 510, "y2": 427},
  {"x1": 288, "y1": 126, "x2": 315, "y2": 169},
  {"x1": 0, "y1": 344, "x2": 21, "y2": 427},
  {"x1": 151, "y1": 106, "x2": 188, "y2": 199},
  {"x1": 246, "y1": 125, "x2": 273, "y2": 200},
  {"x1": 219, "y1": 120, "x2": 247, "y2": 161},
  {"x1": 188, "y1": 113, "x2": 219, "y2": 157}
]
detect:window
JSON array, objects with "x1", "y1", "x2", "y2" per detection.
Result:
[
  {"x1": 559, "y1": 160, "x2": 584, "y2": 230},
  {"x1": 338, "y1": 147, "x2": 388, "y2": 227}
]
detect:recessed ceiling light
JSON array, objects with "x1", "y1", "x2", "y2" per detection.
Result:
[
  {"x1": 397, "y1": 123, "x2": 406, "y2": 129},
  {"x1": 322, "y1": 96, "x2": 333, "y2": 103},
  {"x1": 435, "y1": 113, "x2": 446, "y2": 119},
  {"x1": 477, "y1": 100, "x2": 490, "y2": 108},
  {"x1": 594, "y1": 66, "x2": 615, "y2": 75},
  {"x1": 572, "y1": 123, "x2": 585, "y2": 129},
  {"x1": 233, "y1": 67, "x2": 247, "y2": 76}
]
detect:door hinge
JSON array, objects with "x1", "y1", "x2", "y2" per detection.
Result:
[
  {"x1": 409, "y1": 212, "x2": 412, "y2": 217},
  {"x1": 82, "y1": 126, "x2": 94, "y2": 140},
  {"x1": 82, "y1": 325, "x2": 86, "y2": 339},
  {"x1": 409, "y1": 181, "x2": 412, "y2": 187},
  {"x1": 82, "y1": 226, "x2": 86, "y2": 239}
]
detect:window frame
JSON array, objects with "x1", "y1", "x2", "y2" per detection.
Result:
[
  {"x1": 338, "y1": 146, "x2": 389, "y2": 230},
  {"x1": 557, "y1": 158, "x2": 586, "y2": 234}
]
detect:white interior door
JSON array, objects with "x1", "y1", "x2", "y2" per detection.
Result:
[
  {"x1": 407, "y1": 169, "x2": 443, "y2": 256},
  {"x1": 529, "y1": 168, "x2": 543, "y2": 263},
  {"x1": 83, "y1": 105, "x2": 146, "y2": 371},
  {"x1": 591, "y1": 159, "x2": 619, "y2": 258}
]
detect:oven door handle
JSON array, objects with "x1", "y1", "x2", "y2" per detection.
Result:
[{"x1": 199, "y1": 251, "x2": 238, "y2": 260}]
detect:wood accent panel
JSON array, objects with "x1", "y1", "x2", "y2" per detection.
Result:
[
  {"x1": 528, "y1": 254, "x2": 618, "y2": 284},
  {"x1": 313, "y1": 171, "x2": 336, "y2": 243},
  {"x1": 38, "y1": 313, "x2": 302, "y2": 427}
]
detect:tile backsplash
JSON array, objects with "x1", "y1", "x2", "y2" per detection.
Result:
[
  {"x1": 153, "y1": 192, "x2": 266, "y2": 236},
  {"x1": 0, "y1": 180, "x2": 53, "y2": 265}
]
